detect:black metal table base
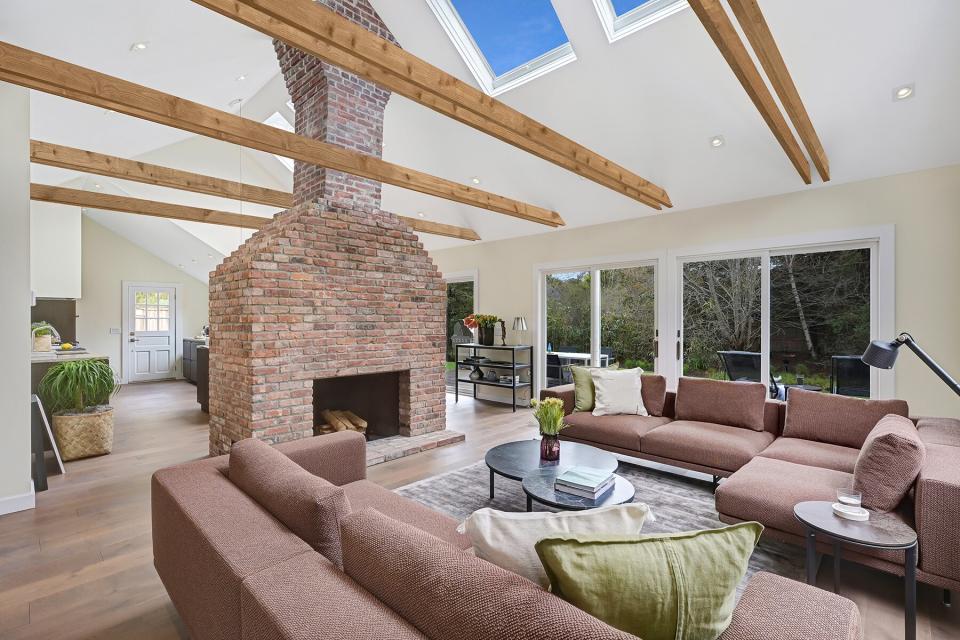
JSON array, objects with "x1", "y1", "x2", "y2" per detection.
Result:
[{"x1": 804, "y1": 527, "x2": 916, "y2": 640}]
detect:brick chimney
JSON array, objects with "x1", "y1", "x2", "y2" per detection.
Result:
[{"x1": 207, "y1": 0, "x2": 448, "y2": 455}]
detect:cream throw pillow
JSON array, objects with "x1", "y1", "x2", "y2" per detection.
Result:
[
  {"x1": 591, "y1": 367, "x2": 648, "y2": 416},
  {"x1": 457, "y1": 503, "x2": 653, "y2": 588}
]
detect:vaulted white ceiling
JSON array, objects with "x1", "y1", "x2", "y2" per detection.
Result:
[{"x1": 4, "y1": 0, "x2": 959, "y2": 263}]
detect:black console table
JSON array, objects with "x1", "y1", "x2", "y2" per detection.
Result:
[{"x1": 454, "y1": 344, "x2": 533, "y2": 412}]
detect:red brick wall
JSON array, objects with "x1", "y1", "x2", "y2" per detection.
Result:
[{"x1": 208, "y1": 0, "x2": 446, "y2": 455}]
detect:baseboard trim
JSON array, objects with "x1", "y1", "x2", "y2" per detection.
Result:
[{"x1": 0, "y1": 483, "x2": 36, "y2": 517}]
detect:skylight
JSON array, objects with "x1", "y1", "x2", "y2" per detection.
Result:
[
  {"x1": 593, "y1": 0, "x2": 688, "y2": 43},
  {"x1": 427, "y1": 0, "x2": 576, "y2": 96},
  {"x1": 263, "y1": 111, "x2": 294, "y2": 171}
]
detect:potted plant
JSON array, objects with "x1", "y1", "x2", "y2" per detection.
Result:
[
  {"x1": 31, "y1": 321, "x2": 55, "y2": 352},
  {"x1": 38, "y1": 359, "x2": 119, "y2": 461},
  {"x1": 531, "y1": 397, "x2": 568, "y2": 461}
]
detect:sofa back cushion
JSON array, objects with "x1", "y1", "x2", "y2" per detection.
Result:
[
  {"x1": 783, "y1": 388, "x2": 910, "y2": 449},
  {"x1": 641, "y1": 374, "x2": 668, "y2": 417},
  {"x1": 853, "y1": 415, "x2": 926, "y2": 511},
  {"x1": 674, "y1": 377, "x2": 767, "y2": 431},
  {"x1": 340, "y1": 508, "x2": 636, "y2": 640},
  {"x1": 229, "y1": 438, "x2": 350, "y2": 567}
]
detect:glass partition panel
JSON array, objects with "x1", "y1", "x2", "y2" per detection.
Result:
[
  {"x1": 682, "y1": 257, "x2": 762, "y2": 380},
  {"x1": 600, "y1": 265, "x2": 656, "y2": 371},
  {"x1": 545, "y1": 271, "x2": 591, "y2": 387},
  {"x1": 769, "y1": 248, "x2": 871, "y2": 397}
]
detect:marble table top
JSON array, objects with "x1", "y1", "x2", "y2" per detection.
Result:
[
  {"x1": 523, "y1": 468, "x2": 635, "y2": 511},
  {"x1": 485, "y1": 440, "x2": 618, "y2": 481}
]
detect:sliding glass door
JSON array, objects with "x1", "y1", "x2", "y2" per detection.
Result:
[{"x1": 542, "y1": 262, "x2": 658, "y2": 388}]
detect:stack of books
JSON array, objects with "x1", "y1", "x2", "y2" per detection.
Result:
[{"x1": 555, "y1": 467, "x2": 615, "y2": 500}]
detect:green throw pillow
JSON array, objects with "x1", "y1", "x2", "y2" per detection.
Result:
[
  {"x1": 570, "y1": 364, "x2": 620, "y2": 412},
  {"x1": 535, "y1": 522, "x2": 763, "y2": 640}
]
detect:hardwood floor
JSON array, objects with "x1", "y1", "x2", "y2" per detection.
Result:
[{"x1": 0, "y1": 380, "x2": 955, "y2": 639}]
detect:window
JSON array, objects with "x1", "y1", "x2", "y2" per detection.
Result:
[
  {"x1": 263, "y1": 112, "x2": 294, "y2": 171},
  {"x1": 541, "y1": 261, "x2": 659, "y2": 388},
  {"x1": 134, "y1": 290, "x2": 171, "y2": 333},
  {"x1": 592, "y1": 0, "x2": 688, "y2": 43},
  {"x1": 427, "y1": 0, "x2": 576, "y2": 95}
]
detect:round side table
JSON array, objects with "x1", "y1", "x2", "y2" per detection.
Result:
[{"x1": 794, "y1": 500, "x2": 917, "y2": 640}]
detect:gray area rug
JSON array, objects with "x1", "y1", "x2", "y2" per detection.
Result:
[{"x1": 397, "y1": 459, "x2": 805, "y2": 590}]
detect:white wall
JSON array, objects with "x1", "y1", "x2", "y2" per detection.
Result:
[
  {"x1": 77, "y1": 215, "x2": 210, "y2": 380},
  {"x1": 0, "y1": 83, "x2": 34, "y2": 515},
  {"x1": 430, "y1": 165, "x2": 960, "y2": 417},
  {"x1": 31, "y1": 202, "x2": 82, "y2": 299}
]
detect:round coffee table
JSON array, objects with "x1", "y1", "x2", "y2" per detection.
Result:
[
  {"x1": 484, "y1": 440, "x2": 618, "y2": 500},
  {"x1": 794, "y1": 500, "x2": 917, "y2": 640},
  {"x1": 522, "y1": 468, "x2": 635, "y2": 512}
]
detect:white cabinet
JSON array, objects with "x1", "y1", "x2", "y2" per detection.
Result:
[{"x1": 31, "y1": 202, "x2": 82, "y2": 299}]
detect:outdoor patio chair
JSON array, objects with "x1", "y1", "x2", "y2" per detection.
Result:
[
  {"x1": 831, "y1": 355, "x2": 871, "y2": 397},
  {"x1": 718, "y1": 350, "x2": 782, "y2": 399}
]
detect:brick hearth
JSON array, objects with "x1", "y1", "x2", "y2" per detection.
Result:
[{"x1": 207, "y1": 0, "x2": 454, "y2": 456}]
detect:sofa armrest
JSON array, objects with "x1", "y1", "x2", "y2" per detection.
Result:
[
  {"x1": 275, "y1": 431, "x2": 367, "y2": 485},
  {"x1": 915, "y1": 441, "x2": 960, "y2": 584},
  {"x1": 719, "y1": 572, "x2": 862, "y2": 640},
  {"x1": 540, "y1": 384, "x2": 575, "y2": 415}
]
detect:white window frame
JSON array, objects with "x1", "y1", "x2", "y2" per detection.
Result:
[
  {"x1": 426, "y1": 0, "x2": 577, "y2": 96},
  {"x1": 666, "y1": 226, "x2": 895, "y2": 398},
  {"x1": 533, "y1": 251, "x2": 666, "y2": 394},
  {"x1": 592, "y1": 0, "x2": 689, "y2": 44}
]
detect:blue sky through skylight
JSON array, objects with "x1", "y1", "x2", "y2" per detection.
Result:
[
  {"x1": 610, "y1": 0, "x2": 653, "y2": 16},
  {"x1": 450, "y1": 0, "x2": 569, "y2": 76}
]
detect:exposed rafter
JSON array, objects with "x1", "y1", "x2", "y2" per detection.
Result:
[
  {"x1": 727, "y1": 0, "x2": 829, "y2": 181},
  {"x1": 0, "y1": 41, "x2": 561, "y2": 227},
  {"x1": 687, "y1": 0, "x2": 811, "y2": 184},
  {"x1": 31, "y1": 184, "x2": 270, "y2": 229},
  {"x1": 29, "y1": 141, "x2": 479, "y2": 240},
  {"x1": 190, "y1": 0, "x2": 672, "y2": 209}
]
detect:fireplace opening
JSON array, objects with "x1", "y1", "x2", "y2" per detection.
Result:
[{"x1": 313, "y1": 371, "x2": 406, "y2": 441}]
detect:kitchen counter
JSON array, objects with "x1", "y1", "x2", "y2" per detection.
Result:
[{"x1": 31, "y1": 350, "x2": 108, "y2": 363}]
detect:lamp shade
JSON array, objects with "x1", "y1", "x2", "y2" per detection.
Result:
[
  {"x1": 862, "y1": 339, "x2": 901, "y2": 369},
  {"x1": 512, "y1": 316, "x2": 528, "y2": 331}
]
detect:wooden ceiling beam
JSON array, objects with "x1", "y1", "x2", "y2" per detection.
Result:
[
  {"x1": 0, "y1": 41, "x2": 562, "y2": 227},
  {"x1": 31, "y1": 140, "x2": 293, "y2": 208},
  {"x1": 190, "y1": 0, "x2": 671, "y2": 209},
  {"x1": 29, "y1": 141, "x2": 479, "y2": 240},
  {"x1": 396, "y1": 216, "x2": 480, "y2": 241},
  {"x1": 31, "y1": 184, "x2": 270, "y2": 229},
  {"x1": 687, "y1": 0, "x2": 811, "y2": 184},
  {"x1": 727, "y1": 0, "x2": 829, "y2": 182}
]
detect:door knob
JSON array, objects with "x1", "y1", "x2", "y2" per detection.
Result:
[{"x1": 130, "y1": 338, "x2": 140, "y2": 342}]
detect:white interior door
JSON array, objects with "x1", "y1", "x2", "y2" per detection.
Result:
[{"x1": 127, "y1": 284, "x2": 177, "y2": 382}]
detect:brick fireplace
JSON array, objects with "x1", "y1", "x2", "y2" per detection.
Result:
[{"x1": 207, "y1": 0, "x2": 457, "y2": 457}]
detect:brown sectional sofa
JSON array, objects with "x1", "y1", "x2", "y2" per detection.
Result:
[
  {"x1": 153, "y1": 430, "x2": 863, "y2": 639},
  {"x1": 542, "y1": 376, "x2": 960, "y2": 592}
]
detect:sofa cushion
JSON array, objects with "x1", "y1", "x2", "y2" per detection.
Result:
[
  {"x1": 917, "y1": 417, "x2": 960, "y2": 447},
  {"x1": 592, "y1": 368, "x2": 647, "y2": 416},
  {"x1": 758, "y1": 437, "x2": 860, "y2": 473},
  {"x1": 458, "y1": 504, "x2": 653, "y2": 587},
  {"x1": 675, "y1": 377, "x2": 768, "y2": 431},
  {"x1": 562, "y1": 412, "x2": 671, "y2": 451},
  {"x1": 341, "y1": 479, "x2": 470, "y2": 550},
  {"x1": 641, "y1": 420, "x2": 775, "y2": 473},
  {"x1": 240, "y1": 550, "x2": 427, "y2": 640},
  {"x1": 718, "y1": 572, "x2": 862, "y2": 640},
  {"x1": 341, "y1": 508, "x2": 637, "y2": 640},
  {"x1": 854, "y1": 415, "x2": 926, "y2": 511},
  {"x1": 535, "y1": 523, "x2": 762, "y2": 640},
  {"x1": 782, "y1": 388, "x2": 909, "y2": 448},
  {"x1": 914, "y1": 443, "x2": 960, "y2": 585},
  {"x1": 716, "y1": 457, "x2": 852, "y2": 535},
  {"x1": 228, "y1": 438, "x2": 350, "y2": 567},
  {"x1": 641, "y1": 374, "x2": 668, "y2": 417}
]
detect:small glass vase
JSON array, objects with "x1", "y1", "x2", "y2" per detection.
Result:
[{"x1": 540, "y1": 434, "x2": 560, "y2": 461}]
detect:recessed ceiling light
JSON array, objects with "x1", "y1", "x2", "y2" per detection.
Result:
[
  {"x1": 417, "y1": 212, "x2": 425, "y2": 218},
  {"x1": 236, "y1": 74, "x2": 247, "y2": 81},
  {"x1": 893, "y1": 84, "x2": 915, "y2": 101},
  {"x1": 710, "y1": 135, "x2": 725, "y2": 148},
  {"x1": 94, "y1": 183, "x2": 102, "y2": 189},
  {"x1": 129, "y1": 42, "x2": 149, "y2": 52},
  {"x1": 470, "y1": 176, "x2": 481, "y2": 185}
]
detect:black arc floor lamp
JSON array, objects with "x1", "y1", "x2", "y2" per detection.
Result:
[{"x1": 862, "y1": 332, "x2": 960, "y2": 396}]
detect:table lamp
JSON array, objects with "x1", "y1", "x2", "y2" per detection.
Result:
[
  {"x1": 512, "y1": 316, "x2": 528, "y2": 345},
  {"x1": 862, "y1": 332, "x2": 960, "y2": 396}
]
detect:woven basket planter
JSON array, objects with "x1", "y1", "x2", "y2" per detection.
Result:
[
  {"x1": 52, "y1": 406, "x2": 114, "y2": 461},
  {"x1": 33, "y1": 334, "x2": 52, "y2": 352}
]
